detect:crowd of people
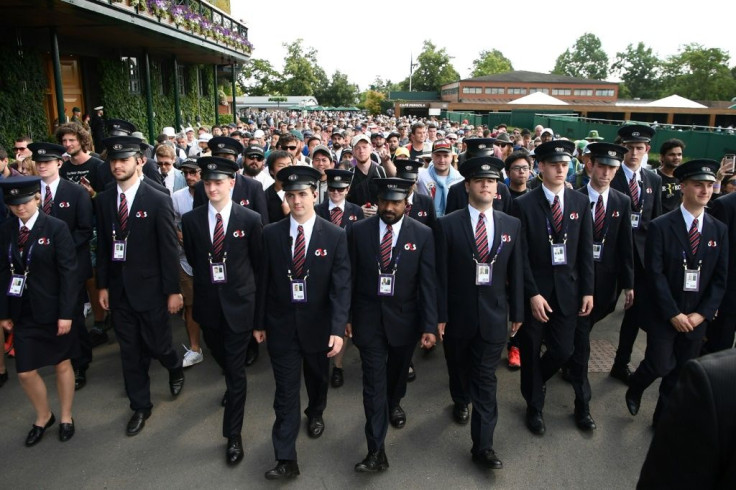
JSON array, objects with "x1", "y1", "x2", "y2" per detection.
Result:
[{"x1": 1, "y1": 110, "x2": 735, "y2": 486}]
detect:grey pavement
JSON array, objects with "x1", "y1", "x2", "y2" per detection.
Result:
[{"x1": 0, "y1": 298, "x2": 658, "y2": 489}]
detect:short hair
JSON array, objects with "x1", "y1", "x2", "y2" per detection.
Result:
[
  {"x1": 659, "y1": 138, "x2": 685, "y2": 156},
  {"x1": 155, "y1": 144, "x2": 176, "y2": 160},
  {"x1": 15, "y1": 136, "x2": 33, "y2": 144},
  {"x1": 521, "y1": 128, "x2": 531, "y2": 137},
  {"x1": 266, "y1": 150, "x2": 293, "y2": 171},
  {"x1": 278, "y1": 133, "x2": 298, "y2": 148},
  {"x1": 55, "y1": 122, "x2": 94, "y2": 152},
  {"x1": 410, "y1": 122, "x2": 426, "y2": 135},
  {"x1": 0, "y1": 145, "x2": 7, "y2": 160},
  {"x1": 505, "y1": 151, "x2": 532, "y2": 172}
]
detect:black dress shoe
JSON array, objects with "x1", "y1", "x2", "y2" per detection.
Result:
[
  {"x1": 126, "y1": 410, "x2": 151, "y2": 436},
  {"x1": 389, "y1": 405, "x2": 406, "y2": 429},
  {"x1": 74, "y1": 368, "x2": 87, "y2": 391},
  {"x1": 265, "y1": 460, "x2": 300, "y2": 480},
  {"x1": 59, "y1": 419, "x2": 75, "y2": 442},
  {"x1": 354, "y1": 450, "x2": 389, "y2": 472},
  {"x1": 0, "y1": 370, "x2": 8, "y2": 387},
  {"x1": 472, "y1": 449, "x2": 503, "y2": 469},
  {"x1": 307, "y1": 415, "x2": 324, "y2": 439},
  {"x1": 610, "y1": 362, "x2": 631, "y2": 385},
  {"x1": 330, "y1": 367, "x2": 344, "y2": 388},
  {"x1": 575, "y1": 410, "x2": 597, "y2": 431},
  {"x1": 625, "y1": 387, "x2": 642, "y2": 416},
  {"x1": 221, "y1": 391, "x2": 228, "y2": 407},
  {"x1": 169, "y1": 368, "x2": 185, "y2": 397},
  {"x1": 226, "y1": 435, "x2": 244, "y2": 466},
  {"x1": 245, "y1": 342, "x2": 259, "y2": 367},
  {"x1": 407, "y1": 362, "x2": 416, "y2": 383},
  {"x1": 525, "y1": 407, "x2": 545, "y2": 435},
  {"x1": 25, "y1": 413, "x2": 55, "y2": 447},
  {"x1": 88, "y1": 327, "x2": 109, "y2": 348},
  {"x1": 453, "y1": 402, "x2": 469, "y2": 425}
]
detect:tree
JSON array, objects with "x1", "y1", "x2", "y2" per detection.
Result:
[
  {"x1": 281, "y1": 39, "x2": 324, "y2": 96},
  {"x1": 362, "y1": 90, "x2": 385, "y2": 115},
  {"x1": 470, "y1": 49, "x2": 513, "y2": 77},
  {"x1": 611, "y1": 42, "x2": 661, "y2": 99},
  {"x1": 660, "y1": 44, "x2": 736, "y2": 100},
  {"x1": 314, "y1": 71, "x2": 359, "y2": 107},
  {"x1": 399, "y1": 41, "x2": 460, "y2": 92},
  {"x1": 552, "y1": 33, "x2": 608, "y2": 80},
  {"x1": 238, "y1": 58, "x2": 283, "y2": 96},
  {"x1": 368, "y1": 76, "x2": 400, "y2": 96}
]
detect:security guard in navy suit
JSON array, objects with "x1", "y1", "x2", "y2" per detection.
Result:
[
  {"x1": 510, "y1": 140, "x2": 594, "y2": 435},
  {"x1": 96, "y1": 119, "x2": 165, "y2": 189},
  {"x1": 395, "y1": 160, "x2": 436, "y2": 230},
  {"x1": 625, "y1": 159, "x2": 728, "y2": 426},
  {"x1": 568, "y1": 143, "x2": 634, "y2": 431},
  {"x1": 95, "y1": 136, "x2": 184, "y2": 437},
  {"x1": 315, "y1": 169, "x2": 364, "y2": 232},
  {"x1": 436, "y1": 156, "x2": 524, "y2": 470},
  {"x1": 181, "y1": 156, "x2": 263, "y2": 466},
  {"x1": 254, "y1": 165, "x2": 350, "y2": 481},
  {"x1": 348, "y1": 178, "x2": 438, "y2": 473},
  {"x1": 28, "y1": 143, "x2": 94, "y2": 391},
  {"x1": 446, "y1": 138, "x2": 512, "y2": 215},
  {"x1": 609, "y1": 124, "x2": 662, "y2": 383}
]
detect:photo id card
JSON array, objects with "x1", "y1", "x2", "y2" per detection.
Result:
[
  {"x1": 593, "y1": 242, "x2": 604, "y2": 262},
  {"x1": 475, "y1": 263, "x2": 492, "y2": 286},
  {"x1": 210, "y1": 262, "x2": 227, "y2": 284},
  {"x1": 7, "y1": 274, "x2": 25, "y2": 297},
  {"x1": 112, "y1": 240, "x2": 127, "y2": 262},
  {"x1": 683, "y1": 269, "x2": 700, "y2": 292},
  {"x1": 630, "y1": 212, "x2": 641, "y2": 229},
  {"x1": 550, "y1": 243, "x2": 567, "y2": 266},
  {"x1": 378, "y1": 274, "x2": 395, "y2": 296},
  {"x1": 290, "y1": 279, "x2": 307, "y2": 303}
]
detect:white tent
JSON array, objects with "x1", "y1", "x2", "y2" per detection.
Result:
[
  {"x1": 645, "y1": 94, "x2": 707, "y2": 109},
  {"x1": 509, "y1": 92, "x2": 569, "y2": 105}
]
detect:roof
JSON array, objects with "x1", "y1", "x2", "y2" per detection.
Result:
[
  {"x1": 459, "y1": 71, "x2": 617, "y2": 86},
  {"x1": 508, "y1": 92, "x2": 569, "y2": 106},
  {"x1": 645, "y1": 95, "x2": 707, "y2": 109}
]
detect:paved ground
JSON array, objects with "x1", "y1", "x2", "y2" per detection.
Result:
[{"x1": 0, "y1": 297, "x2": 659, "y2": 489}]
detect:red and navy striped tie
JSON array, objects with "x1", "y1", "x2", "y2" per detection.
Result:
[
  {"x1": 594, "y1": 195, "x2": 605, "y2": 240},
  {"x1": 551, "y1": 196, "x2": 562, "y2": 234},
  {"x1": 330, "y1": 207, "x2": 343, "y2": 226},
  {"x1": 292, "y1": 225, "x2": 306, "y2": 277},
  {"x1": 476, "y1": 213, "x2": 489, "y2": 263},
  {"x1": 689, "y1": 218, "x2": 700, "y2": 256},
  {"x1": 629, "y1": 175, "x2": 639, "y2": 208},
  {"x1": 18, "y1": 226, "x2": 30, "y2": 251},
  {"x1": 380, "y1": 224, "x2": 393, "y2": 270},
  {"x1": 119, "y1": 192, "x2": 128, "y2": 234},
  {"x1": 212, "y1": 212, "x2": 224, "y2": 259},
  {"x1": 43, "y1": 185, "x2": 53, "y2": 215}
]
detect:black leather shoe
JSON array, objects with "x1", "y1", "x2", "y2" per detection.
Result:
[
  {"x1": 610, "y1": 362, "x2": 631, "y2": 385},
  {"x1": 307, "y1": 416, "x2": 324, "y2": 438},
  {"x1": 245, "y1": 342, "x2": 259, "y2": 367},
  {"x1": 354, "y1": 450, "x2": 389, "y2": 472},
  {"x1": 407, "y1": 362, "x2": 416, "y2": 383},
  {"x1": 169, "y1": 368, "x2": 185, "y2": 397},
  {"x1": 25, "y1": 413, "x2": 55, "y2": 447},
  {"x1": 88, "y1": 327, "x2": 109, "y2": 348},
  {"x1": 226, "y1": 435, "x2": 244, "y2": 466},
  {"x1": 0, "y1": 370, "x2": 8, "y2": 387},
  {"x1": 625, "y1": 387, "x2": 642, "y2": 416},
  {"x1": 126, "y1": 410, "x2": 151, "y2": 436},
  {"x1": 221, "y1": 391, "x2": 228, "y2": 407},
  {"x1": 265, "y1": 460, "x2": 300, "y2": 480},
  {"x1": 574, "y1": 410, "x2": 597, "y2": 431},
  {"x1": 330, "y1": 367, "x2": 344, "y2": 388},
  {"x1": 472, "y1": 449, "x2": 503, "y2": 469},
  {"x1": 389, "y1": 405, "x2": 406, "y2": 429},
  {"x1": 453, "y1": 402, "x2": 469, "y2": 425},
  {"x1": 74, "y1": 368, "x2": 87, "y2": 391},
  {"x1": 525, "y1": 407, "x2": 545, "y2": 435},
  {"x1": 59, "y1": 419, "x2": 75, "y2": 442}
]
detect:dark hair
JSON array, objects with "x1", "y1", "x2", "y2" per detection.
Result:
[
  {"x1": 659, "y1": 138, "x2": 685, "y2": 155},
  {"x1": 278, "y1": 133, "x2": 297, "y2": 148},
  {"x1": 504, "y1": 151, "x2": 532, "y2": 172},
  {"x1": 410, "y1": 122, "x2": 425, "y2": 135},
  {"x1": 0, "y1": 145, "x2": 7, "y2": 160},
  {"x1": 15, "y1": 136, "x2": 33, "y2": 144},
  {"x1": 266, "y1": 150, "x2": 293, "y2": 171},
  {"x1": 55, "y1": 122, "x2": 94, "y2": 152},
  {"x1": 521, "y1": 128, "x2": 531, "y2": 137}
]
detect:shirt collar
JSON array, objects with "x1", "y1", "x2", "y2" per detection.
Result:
[{"x1": 19, "y1": 210, "x2": 40, "y2": 231}]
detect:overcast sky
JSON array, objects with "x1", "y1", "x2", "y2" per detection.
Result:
[{"x1": 232, "y1": 1, "x2": 736, "y2": 91}]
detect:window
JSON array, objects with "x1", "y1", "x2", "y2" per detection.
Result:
[
  {"x1": 442, "y1": 87, "x2": 459, "y2": 95},
  {"x1": 508, "y1": 87, "x2": 527, "y2": 95},
  {"x1": 122, "y1": 56, "x2": 140, "y2": 94},
  {"x1": 574, "y1": 89, "x2": 593, "y2": 96},
  {"x1": 177, "y1": 64, "x2": 186, "y2": 97},
  {"x1": 596, "y1": 89, "x2": 614, "y2": 97},
  {"x1": 462, "y1": 86, "x2": 482, "y2": 94},
  {"x1": 552, "y1": 88, "x2": 572, "y2": 96},
  {"x1": 530, "y1": 88, "x2": 549, "y2": 94},
  {"x1": 484, "y1": 87, "x2": 505, "y2": 95}
]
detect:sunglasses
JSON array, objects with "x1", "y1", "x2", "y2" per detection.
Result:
[
  {"x1": 246, "y1": 154, "x2": 264, "y2": 161},
  {"x1": 182, "y1": 169, "x2": 200, "y2": 175},
  {"x1": 282, "y1": 146, "x2": 298, "y2": 151},
  {"x1": 328, "y1": 187, "x2": 347, "y2": 193},
  {"x1": 14, "y1": 147, "x2": 27, "y2": 152}
]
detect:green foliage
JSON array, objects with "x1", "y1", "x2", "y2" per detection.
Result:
[
  {"x1": 660, "y1": 44, "x2": 736, "y2": 100},
  {"x1": 471, "y1": 49, "x2": 513, "y2": 78},
  {"x1": 0, "y1": 47, "x2": 50, "y2": 149},
  {"x1": 315, "y1": 71, "x2": 358, "y2": 107},
  {"x1": 281, "y1": 39, "x2": 322, "y2": 96},
  {"x1": 368, "y1": 77, "x2": 400, "y2": 96},
  {"x1": 400, "y1": 41, "x2": 460, "y2": 92},
  {"x1": 363, "y1": 90, "x2": 385, "y2": 115},
  {"x1": 238, "y1": 58, "x2": 283, "y2": 95},
  {"x1": 552, "y1": 33, "x2": 608, "y2": 80},
  {"x1": 611, "y1": 42, "x2": 661, "y2": 99}
]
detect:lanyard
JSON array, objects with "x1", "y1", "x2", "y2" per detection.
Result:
[
  {"x1": 545, "y1": 219, "x2": 568, "y2": 245},
  {"x1": 681, "y1": 251, "x2": 702, "y2": 271},
  {"x1": 473, "y1": 237, "x2": 504, "y2": 265},
  {"x1": 377, "y1": 249, "x2": 402, "y2": 275},
  {"x1": 8, "y1": 242, "x2": 33, "y2": 276}
]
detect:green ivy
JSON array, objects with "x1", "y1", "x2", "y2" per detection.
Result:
[{"x1": 0, "y1": 47, "x2": 49, "y2": 150}]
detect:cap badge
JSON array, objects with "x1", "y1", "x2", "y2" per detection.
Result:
[
  {"x1": 702, "y1": 167, "x2": 712, "y2": 172},
  {"x1": 37, "y1": 149, "x2": 46, "y2": 155},
  {"x1": 387, "y1": 184, "x2": 397, "y2": 189},
  {"x1": 478, "y1": 144, "x2": 487, "y2": 149},
  {"x1": 112, "y1": 144, "x2": 123, "y2": 150},
  {"x1": 404, "y1": 165, "x2": 412, "y2": 170},
  {"x1": 9, "y1": 189, "x2": 18, "y2": 195},
  {"x1": 113, "y1": 124, "x2": 120, "y2": 129},
  {"x1": 217, "y1": 143, "x2": 225, "y2": 149},
  {"x1": 608, "y1": 150, "x2": 617, "y2": 157},
  {"x1": 334, "y1": 176, "x2": 342, "y2": 182},
  {"x1": 632, "y1": 131, "x2": 640, "y2": 137},
  {"x1": 555, "y1": 147, "x2": 564, "y2": 152},
  {"x1": 481, "y1": 164, "x2": 490, "y2": 170},
  {"x1": 288, "y1": 174, "x2": 298, "y2": 181},
  {"x1": 207, "y1": 163, "x2": 217, "y2": 170}
]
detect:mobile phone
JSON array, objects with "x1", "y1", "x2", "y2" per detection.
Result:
[
  {"x1": 81, "y1": 176, "x2": 90, "y2": 186},
  {"x1": 723, "y1": 154, "x2": 735, "y2": 174}
]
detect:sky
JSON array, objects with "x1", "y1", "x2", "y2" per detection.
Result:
[{"x1": 231, "y1": 1, "x2": 736, "y2": 91}]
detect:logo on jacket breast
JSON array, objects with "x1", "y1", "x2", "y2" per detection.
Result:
[
  {"x1": 612, "y1": 210, "x2": 620, "y2": 218},
  {"x1": 501, "y1": 234, "x2": 511, "y2": 243},
  {"x1": 232, "y1": 230, "x2": 246, "y2": 238},
  {"x1": 348, "y1": 215, "x2": 357, "y2": 221},
  {"x1": 417, "y1": 211, "x2": 427, "y2": 217},
  {"x1": 135, "y1": 211, "x2": 148, "y2": 218},
  {"x1": 404, "y1": 243, "x2": 417, "y2": 251},
  {"x1": 58, "y1": 201, "x2": 70, "y2": 208},
  {"x1": 239, "y1": 199, "x2": 250, "y2": 206},
  {"x1": 315, "y1": 248, "x2": 328, "y2": 256},
  {"x1": 37, "y1": 238, "x2": 51, "y2": 245},
  {"x1": 645, "y1": 187, "x2": 653, "y2": 194},
  {"x1": 569, "y1": 212, "x2": 579, "y2": 220},
  {"x1": 708, "y1": 240, "x2": 718, "y2": 247}
]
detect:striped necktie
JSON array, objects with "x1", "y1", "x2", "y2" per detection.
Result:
[
  {"x1": 43, "y1": 185, "x2": 53, "y2": 215},
  {"x1": 594, "y1": 195, "x2": 605, "y2": 240},
  {"x1": 629, "y1": 174, "x2": 640, "y2": 208},
  {"x1": 119, "y1": 192, "x2": 129, "y2": 234},
  {"x1": 689, "y1": 218, "x2": 700, "y2": 256},
  {"x1": 380, "y1": 224, "x2": 393, "y2": 270},
  {"x1": 292, "y1": 225, "x2": 306, "y2": 278},
  {"x1": 212, "y1": 212, "x2": 224, "y2": 259},
  {"x1": 330, "y1": 207, "x2": 343, "y2": 226},
  {"x1": 551, "y1": 196, "x2": 562, "y2": 234},
  {"x1": 475, "y1": 213, "x2": 489, "y2": 263}
]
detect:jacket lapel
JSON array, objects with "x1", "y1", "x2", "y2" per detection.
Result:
[
  {"x1": 303, "y1": 217, "x2": 322, "y2": 272},
  {"x1": 669, "y1": 213, "x2": 691, "y2": 258},
  {"x1": 460, "y1": 208, "x2": 477, "y2": 256},
  {"x1": 489, "y1": 210, "x2": 503, "y2": 257}
]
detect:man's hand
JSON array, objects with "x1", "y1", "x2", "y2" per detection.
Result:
[
  {"x1": 345, "y1": 323, "x2": 352, "y2": 338},
  {"x1": 167, "y1": 294, "x2": 183, "y2": 314},
  {"x1": 0, "y1": 319, "x2": 14, "y2": 332},
  {"x1": 253, "y1": 329, "x2": 266, "y2": 343},
  {"x1": 578, "y1": 295, "x2": 594, "y2": 317},
  {"x1": 623, "y1": 289, "x2": 635, "y2": 310},
  {"x1": 327, "y1": 335, "x2": 343, "y2": 358},
  {"x1": 176, "y1": 229, "x2": 184, "y2": 246},
  {"x1": 80, "y1": 179, "x2": 95, "y2": 198},
  {"x1": 421, "y1": 333, "x2": 436, "y2": 350},
  {"x1": 437, "y1": 322, "x2": 446, "y2": 341},
  {"x1": 99, "y1": 288, "x2": 110, "y2": 311},
  {"x1": 670, "y1": 313, "x2": 693, "y2": 332},
  {"x1": 510, "y1": 322, "x2": 522, "y2": 337},
  {"x1": 362, "y1": 204, "x2": 377, "y2": 218},
  {"x1": 530, "y1": 294, "x2": 552, "y2": 322},
  {"x1": 280, "y1": 200, "x2": 290, "y2": 216},
  {"x1": 57, "y1": 319, "x2": 72, "y2": 336},
  {"x1": 687, "y1": 312, "x2": 706, "y2": 329}
]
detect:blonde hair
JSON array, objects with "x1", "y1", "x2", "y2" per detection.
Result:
[{"x1": 20, "y1": 157, "x2": 39, "y2": 176}]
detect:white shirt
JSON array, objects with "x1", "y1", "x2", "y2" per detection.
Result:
[
  {"x1": 254, "y1": 169, "x2": 275, "y2": 190},
  {"x1": 18, "y1": 210, "x2": 40, "y2": 231},
  {"x1": 117, "y1": 177, "x2": 142, "y2": 216},
  {"x1": 680, "y1": 204, "x2": 704, "y2": 234},
  {"x1": 586, "y1": 184, "x2": 610, "y2": 211},
  {"x1": 289, "y1": 213, "x2": 317, "y2": 257},
  {"x1": 40, "y1": 177, "x2": 61, "y2": 201},
  {"x1": 328, "y1": 198, "x2": 345, "y2": 212},
  {"x1": 172, "y1": 187, "x2": 195, "y2": 274},
  {"x1": 468, "y1": 204, "x2": 494, "y2": 256},
  {"x1": 541, "y1": 183, "x2": 565, "y2": 214},
  {"x1": 379, "y1": 215, "x2": 404, "y2": 251},
  {"x1": 162, "y1": 171, "x2": 176, "y2": 194},
  {"x1": 208, "y1": 200, "x2": 233, "y2": 242}
]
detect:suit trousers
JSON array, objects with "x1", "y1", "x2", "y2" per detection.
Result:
[
  {"x1": 269, "y1": 339, "x2": 328, "y2": 461},
  {"x1": 357, "y1": 329, "x2": 415, "y2": 452},
  {"x1": 519, "y1": 297, "x2": 576, "y2": 411},
  {"x1": 704, "y1": 314, "x2": 736, "y2": 353},
  {"x1": 444, "y1": 334, "x2": 505, "y2": 453},
  {"x1": 112, "y1": 292, "x2": 180, "y2": 411},
  {"x1": 201, "y1": 307, "x2": 250, "y2": 438},
  {"x1": 71, "y1": 284, "x2": 92, "y2": 371},
  {"x1": 568, "y1": 315, "x2": 593, "y2": 407},
  {"x1": 614, "y1": 254, "x2": 645, "y2": 365}
]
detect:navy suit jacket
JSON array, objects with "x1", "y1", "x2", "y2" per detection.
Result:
[
  {"x1": 349, "y1": 216, "x2": 438, "y2": 347},
  {"x1": 193, "y1": 173, "x2": 269, "y2": 226},
  {"x1": 708, "y1": 192, "x2": 736, "y2": 315},
  {"x1": 611, "y1": 166, "x2": 662, "y2": 263},
  {"x1": 315, "y1": 200, "x2": 364, "y2": 232},
  {"x1": 51, "y1": 179, "x2": 94, "y2": 284},
  {"x1": 436, "y1": 208, "x2": 524, "y2": 343},
  {"x1": 407, "y1": 192, "x2": 436, "y2": 230},
  {"x1": 446, "y1": 181, "x2": 511, "y2": 215}
]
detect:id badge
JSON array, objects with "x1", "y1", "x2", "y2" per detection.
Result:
[
  {"x1": 683, "y1": 269, "x2": 700, "y2": 292},
  {"x1": 210, "y1": 262, "x2": 227, "y2": 284},
  {"x1": 475, "y1": 263, "x2": 492, "y2": 286},
  {"x1": 550, "y1": 243, "x2": 567, "y2": 265},
  {"x1": 593, "y1": 242, "x2": 604, "y2": 262},
  {"x1": 112, "y1": 240, "x2": 127, "y2": 262},
  {"x1": 631, "y1": 212, "x2": 641, "y2": 229},
  {"x1": 378, "y1": 273, "x2": 395, "y2": 296},
  {"x1": 7, "y1": 274, "x2": 25, "y2": 297},
  {"x1": 290, "y1": 279, "x2": 307, "y2": 303}
]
